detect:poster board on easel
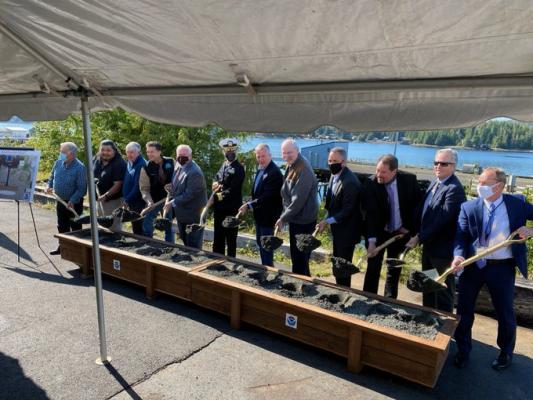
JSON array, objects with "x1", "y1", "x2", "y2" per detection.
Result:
[{"x1": 0, "y1": 147, "x2": 41, "y2": 202}]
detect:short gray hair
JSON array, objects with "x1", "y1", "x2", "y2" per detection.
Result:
[
  {"x1": 177, "y1": 144, "x2": 192, "y2": 157},
  {"x1": 281, "y1": 138, "x2": 299, "y2": 151},
  {"x1": 60, "y1": 142, "x2": 78, "y2": 155},
  {"x1": 329, "y1": 147, "x2": 347, "y2": 161},
  {"x1": 125, "y1": 142, "x2": 141, "y2": 153},
  {"x1": 483, "y1": 167, "x2": 507, "y2": 184},
  {"x1": 436, "y1": 148, "x2": 458, "y2": 164},
  {"x1": 255, "y1": 143, "x2": 271, "y2": 155}
]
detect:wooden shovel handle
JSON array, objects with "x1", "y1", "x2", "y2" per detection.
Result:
[
  {"x1": 312, "y1": 227, "x2": 320, "y2": 237},
  {"x1": 53, "y1": 193, "x2": 80, "y2": 218},
  {"x1": 436, "y1": 229, "x2": 527, "y2": 283},
  {"x1": 273, "y1": 226, "x2": 280, "y2": 237},
  {"x1": 375, "y1": 233, "x2": 405, "y2": 253}
]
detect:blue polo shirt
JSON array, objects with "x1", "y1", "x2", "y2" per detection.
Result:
[{"x1": 48, "y1": 158, "x2": 87, "y2": 203}]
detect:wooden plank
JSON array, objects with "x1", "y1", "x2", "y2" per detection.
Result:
[
  {"x1": 361, "y1": 345, "x2": 438, "y2": 388},
  {"x1": 347, "y1": 327, "x2": 363, "y2": 373},
  {"x1": 191, "y1": 269, "x2": 454, "y2": 351},
  {"x1": 240, "y1": 303, "x2": 348, "y2": 356},
  {"x1": 231, "y1": 290, "x2": 241, "y2": 330},
  {"x1": 146, "y1": 263, "x2": 155, "y2": 300}
]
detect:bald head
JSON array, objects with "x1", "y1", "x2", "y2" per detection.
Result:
[{"x1": 281, "y1": 138, "x2": 299, "y2": 164}]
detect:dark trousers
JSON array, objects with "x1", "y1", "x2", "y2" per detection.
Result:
[
  {"x1": 213, "y1": 209, "x2": 238, "y2": 257},
  {"x1": 455, "y1": 260, "x2": 516, "y2": 357},
  {"x1": 255, "y1": 224, "x2": 274, "y2": 266},
  {"x1": 177, "y1": 222, "x2": 204, "y2": 249},
  {"x1": 332, "y1": 239, "x2": 356, "y2": 287},
  {"x1": 288, "y1": 221, "x2": 316, "y2": 276},
  {"x1": 422, "y1": 250, "x2": 455, "y2": 312},
  {"x1": 56, "y1": 200, "x2": 84, "y2": 234},
  {"x1": 363, "y1": 232, "x2": 408, "y2": 298}
]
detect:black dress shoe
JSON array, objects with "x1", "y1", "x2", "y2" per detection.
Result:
[
  {"x1": 492, "y1": 352, "x2": 512, "y2": 370},
  {"x1": 454, "y1": 352, "x2": 469, "y2": 369},
  {"x1": 49, "y1": 247, "x2": 61, "y2": 255}
]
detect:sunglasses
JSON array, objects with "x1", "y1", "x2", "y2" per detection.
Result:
[{"x1": 433, "y1": 161, "x2": 455, "y2": 167}]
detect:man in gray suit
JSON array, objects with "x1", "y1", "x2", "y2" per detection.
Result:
[
  {"x1": 164, "y1": 144, "x2": 207, "y2": 248},
  {"x1": 275, "y1": 139, "x2": 319, "y2": 276}
]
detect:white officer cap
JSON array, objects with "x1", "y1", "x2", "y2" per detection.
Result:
[{"x1": 219, "y1": 138, "x2": 239, "y2": 151}]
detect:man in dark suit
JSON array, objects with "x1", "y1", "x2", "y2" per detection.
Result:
[
  {"x1": 317, "y1": 147, "x2": 362, "y2": 287},
  {"x1": 212, "y1": 138, "x2": 245, "y2": 257},
  {"x1": 406, "y1": 148, "x2": 466, "y2": 312},
  {"x1": 451, "y1": 167, "x2": 533, "y2": 370},
  {"x1": 362, "y1": 154, "x2": 422, "y2": 298},
  {"x1": 238, "y1": 144, "x2": 283, "y2": 266}
]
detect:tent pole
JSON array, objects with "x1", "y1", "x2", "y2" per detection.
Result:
[{"x1": 81, "y1": 94, "x2": 111, "y2": 365}]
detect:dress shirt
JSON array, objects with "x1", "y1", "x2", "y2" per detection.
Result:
[{"x1": 481, "y1": 195, "x2": 512, "y2": 259}]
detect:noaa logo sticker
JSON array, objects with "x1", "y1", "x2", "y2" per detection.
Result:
[
  {"x1": 285, "y1": 313, "x2": 298, "y2": 329},
  {"x1": 113, "y1": 259, "x2": 121, "y2": 271}
]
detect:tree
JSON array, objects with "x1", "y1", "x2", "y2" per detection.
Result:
[{"x1": 28, "y1": 109, "x2": 257, "y2": 195}]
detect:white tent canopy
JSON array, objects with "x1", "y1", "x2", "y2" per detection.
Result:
[{"x1": 2, "y1": 0, "x2": 533, "y2": 132}]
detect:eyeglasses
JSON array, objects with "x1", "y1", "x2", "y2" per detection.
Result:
[{"x1": 433, "y1": 161, "x2": 455, "y2": 167}]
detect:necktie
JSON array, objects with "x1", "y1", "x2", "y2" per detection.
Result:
[
  {"x1": 422, "y1": 181, "x2": 439, "y2": 217},
  {"x1": 386, "y1": 183, "x2": 396, "y2": 232},
  {"x1": 172, "y1": 167, "x2": 182, "y2": 188},
  {"x1": 478, "y1": 203, "x2": 496, "y2": 269},
  {"x1": 253, "y1": 169, "x2": 264, "y2": 194}
]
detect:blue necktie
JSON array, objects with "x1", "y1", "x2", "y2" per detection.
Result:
[{"x1": 478, "y1": 203, "x2": 496, "y2": 269}]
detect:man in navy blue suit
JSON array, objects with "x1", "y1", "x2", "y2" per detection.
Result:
[
  {"x1": 407, "y1": 148, "x2": 466, "y2": 311},
  {"x1": 451, "y1": 167, "x2": 533, "y2": 370},
  {"x1": 238, "y1": 143, "x2": 283, "y2": 266}
]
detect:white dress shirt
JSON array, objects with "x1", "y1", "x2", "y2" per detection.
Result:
[{"x1": 480, "y1": 195, "x2": 512, "y2": 259}]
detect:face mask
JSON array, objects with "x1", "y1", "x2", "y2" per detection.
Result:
[
  {"x1": 59, "y1": 152, "x2": 67, "y2": 161},
  {"x1": 477, "y1": 183, "x2": 498, "y2": 199},
  {"x1": 225, "y1": 151, "x2": 236, "y2": 162},
  {"x1": 177, "y1": 156, "x2": 189, "y2": 166},
  {"x1": 329, "y1": 162, "x2": 342, "y2": 175}
]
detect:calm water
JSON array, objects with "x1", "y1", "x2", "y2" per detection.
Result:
[{"x1": 241, "y1": 137, "x2": 533, "y2": 177}]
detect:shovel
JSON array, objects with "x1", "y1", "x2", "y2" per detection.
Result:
[
  {"x1": 186, "y1": 191, "x2": 216, "y2": 234},
  {"x1": 154, "y1": 192, "x2": 173, "y2": 232},
  {"x1": 407, "y1": 229, "x2": 530, "y2": 293},
  {"x1": 260, "y1": 226, "x2": 284, "y2": 252},
  {"x1": 52, "y1": 193, "x2": 91, "y2": 225},
  {"x1": 112, "y1": 206, "x2": 142, "y2": 223},
  {"x1": 385, "y1": 245, "x2": 415, "y2": 268},
  {"x1": 93, "y1": 179, "x2": 115, "y2": 228},
  {"x1": 222, "y1": 210, "x2": 245, "y2": 229},
  {"x1": 331, "y1": 256, "x2": 360, "y2": 278},
  {"x1": 295, "y1": 227, "x2": 321, "y2": 253},
  {"x1": 355, "y1": 233, "x2": 405, "y2": 269}
]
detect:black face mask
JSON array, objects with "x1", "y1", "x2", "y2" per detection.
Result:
[
  {"x1": 225, "y1": 151, "x2": 236, "y2": 162},
  {"x1": 329, "y1": 162, "x2": 343, "y2": 175},
  {"x1": 177, "y1": 156, "x2": 189, "y2": 166}
]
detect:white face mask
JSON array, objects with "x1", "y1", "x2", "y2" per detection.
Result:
[{"x1": 476, "y1": 183, "x2": 498, "y2": 199}]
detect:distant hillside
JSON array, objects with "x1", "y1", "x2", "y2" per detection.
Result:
[{"x1": 308, "y1": 120, "x2": 533, "y2": 151}]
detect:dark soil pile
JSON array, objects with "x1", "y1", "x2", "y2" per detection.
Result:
[
  {"x1": 407, "y1": 270, "x2": 447, "y2": 293},
  {"x1": 221, "y1": 216, "x2": 242, "y2": 228},
  {"x1": 331, "y1": 257, "x2": 360, "y2": 278},
  {"x1": 259, "y1": 235, "x2": 283, "y2": 251},
  {"x1": 295, "y1": 234, "x2": 321, "y2": 252},
  {"x1": 74, "y1": 230, "x2": 218, "y2": 267},
  {"x1": 205, "y1": 262, "x2": 443, "y2": 339}
]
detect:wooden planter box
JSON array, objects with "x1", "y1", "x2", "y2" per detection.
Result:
[
  {"x1": 189, "y1": 261, "x2": 458, "y2": 388},
  {"x1": 55, "y1": 229, "x2": 222, "y2": 301}
]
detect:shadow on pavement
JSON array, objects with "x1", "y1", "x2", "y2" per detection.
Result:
[
  {"x1": 0, "y1": 352, "x2": 50, "y2": 400},
  {"x1": 0, "y1": 232, "x2": 34, "y2": 263},
  {"x1": 105, "y1": 363, "x2": 143, "y2": 400}
]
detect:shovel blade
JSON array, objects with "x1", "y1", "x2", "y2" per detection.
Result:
[
  {"x1": 72, "y1": 214, "x2": 91, "y2": 225},
  {"x1": 154, "y1": 218, "x2": 172, "y2": 231},
  {"x1": 260, "y1": 235, "x2": 283, "y2": 252}
]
